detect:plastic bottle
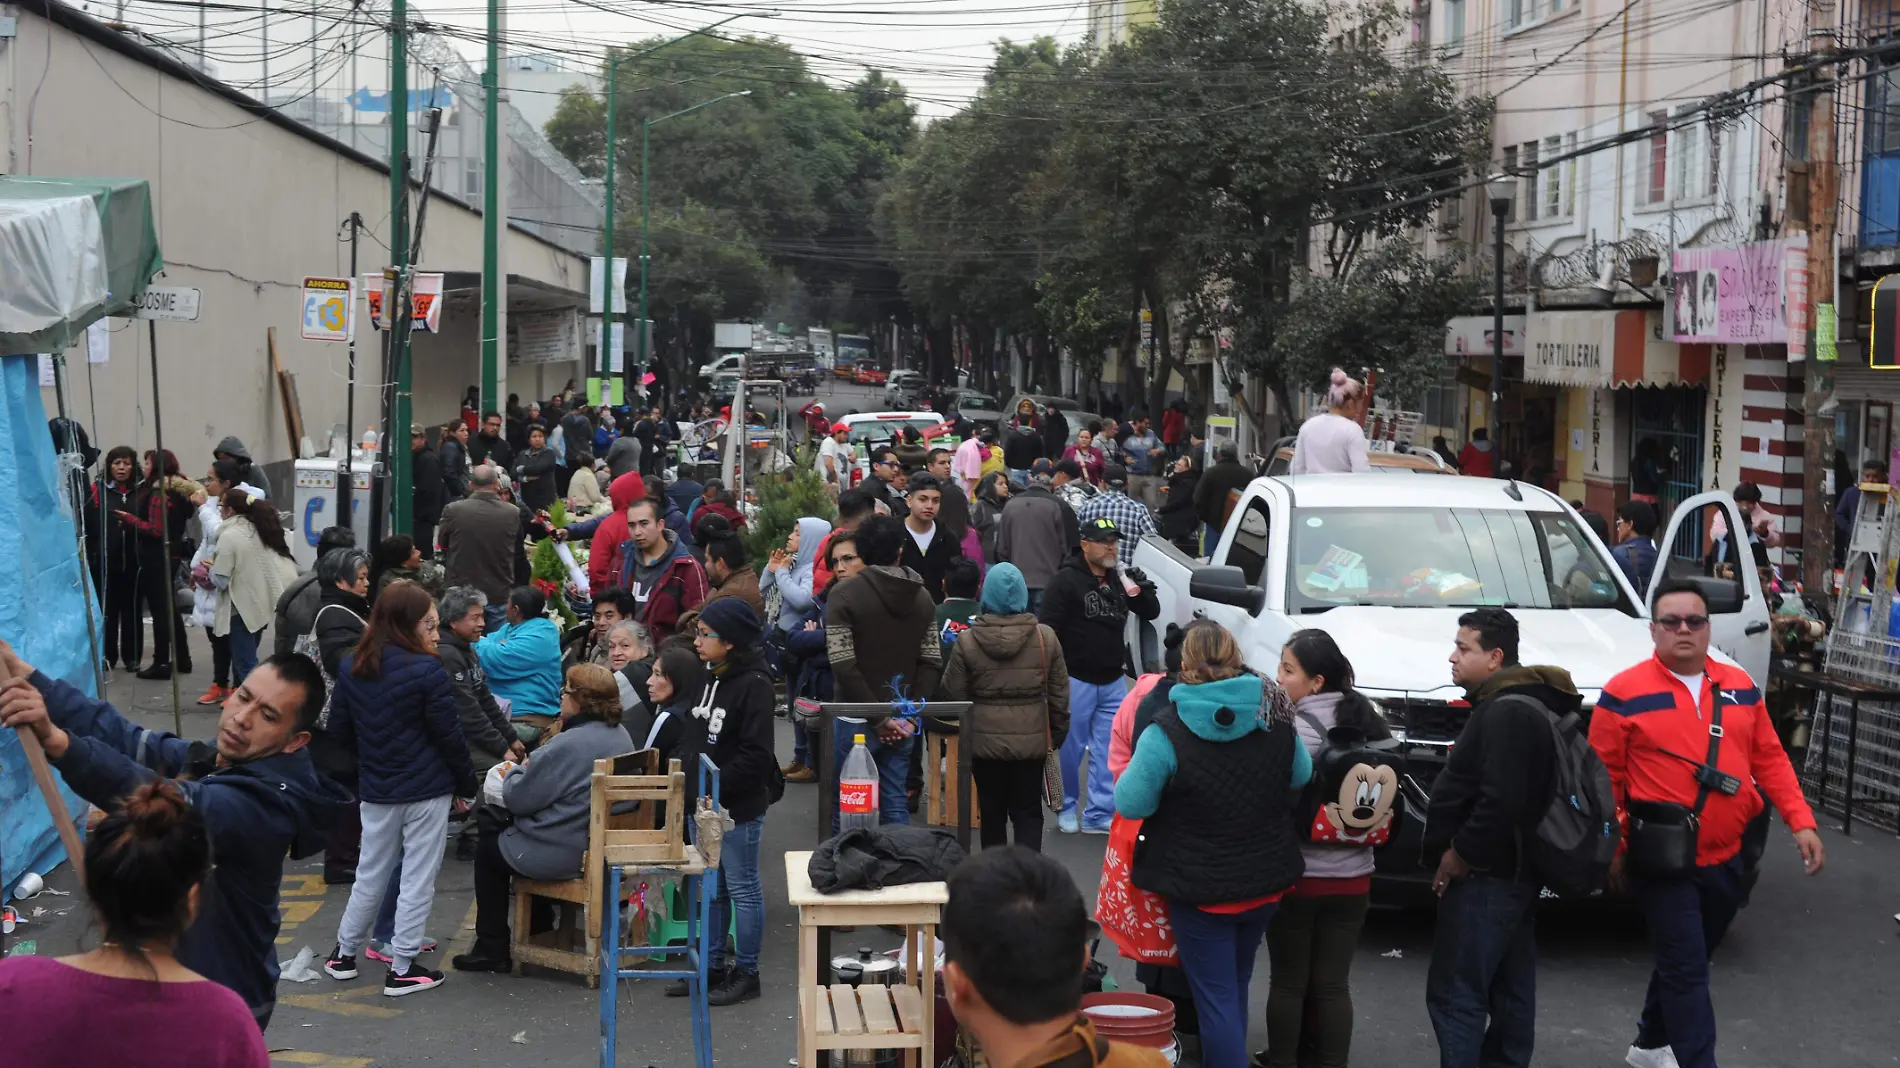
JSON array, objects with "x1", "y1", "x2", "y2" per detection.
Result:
[{"x1": 838, "y1": 734, "x2": 880, "y2": 831}]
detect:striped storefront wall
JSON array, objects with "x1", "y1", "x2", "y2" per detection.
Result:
[{"x1": 1738, "y1": 353, "x2": 1805, "y2": 571}]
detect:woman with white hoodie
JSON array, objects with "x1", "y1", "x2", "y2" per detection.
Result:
[
  {"x1": 186, "y1": 460, "x2": 263, "y2": 706},
  {"x1": 1260, "y1": 629, "x2": 1392, "y2": 1068}
]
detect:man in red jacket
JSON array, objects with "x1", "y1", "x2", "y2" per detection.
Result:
[
  {"x1": 563, "y1": 471, "x2": 646, "y2": 592},
  {"x1": 1591, "y1": 579, "x2": 1824, "y2": 1068}
]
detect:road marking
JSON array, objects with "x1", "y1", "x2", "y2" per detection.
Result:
[
  {"x1": 282, "y1": 874, "x2": 328, "y2": 897},
  {"x1": 270, "y1": 1053, "x2": 373, "y2": 1067},
  {"x1": 281, "y1": 899, "x2": 325, "y2": 925},
  {"x1": 281, "y1": 985, "x2": 403, "y2": 1020},
  {"x1": 443, "y1": 901, "x2": 479, "y2": 962}
]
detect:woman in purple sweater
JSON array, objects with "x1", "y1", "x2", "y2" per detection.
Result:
[
  {"x1": 1261, "y1": 629, "x2": 1391, "y2": 1068},
  {"x1": 0, "y1": 780, "x2": 269, "y2": 1067}
]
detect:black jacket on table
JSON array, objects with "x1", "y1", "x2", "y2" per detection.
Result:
[
  {"x1": 899, "y1": 522, "x2": 964, "y2": 603},
  {"x1": 1037, "y1": 554, "x2": 1160, "y2": 685},
  {"x1": 1423, "y1": 664, "x2": 1570, "y2": 879},
  {"x1": 682, "y1": 651, "x2": 778, "y2": 823}
]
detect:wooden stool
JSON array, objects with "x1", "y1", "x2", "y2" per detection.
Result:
[
  {"x1": 922, "y1": 731, "x2": 980, "y2": 829},
  {"x1": 787, "y1": 849, "x2": 947, "y2": 1068},
  {"x1": 510, "y1": 751, "x2": 683, "y2": 986}
]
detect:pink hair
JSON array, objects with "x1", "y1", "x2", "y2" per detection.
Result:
[{"x1": 1325, "y1": 368, "x2": 1363, "y2": 408}]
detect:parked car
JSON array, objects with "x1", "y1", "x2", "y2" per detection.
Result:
[
  {"x1": 1128, "y1": 477, "x2": 1772, "y2": 891},
  {"x1": 945, "y1": 388, "x2": 1005, "y2": 430},
  {"x1": 699, "y1": 352, "x2": 745, "y2": 380},
  {"x1": 883, "y1": 369, "x2": 927, "y2": 408},
  {"x1": 854, "y1": 367, "x2": 888, "y2": 386},
  {"x1": 838, "y1": 411, "x2": 951, "y2": 479}
]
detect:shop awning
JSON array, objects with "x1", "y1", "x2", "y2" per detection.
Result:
[
  {"x1": 0, "y1": 176, "x2": 163, "y2": 355},
  {"x1": 1523, "y1": 309, "x2": 1710, "y2": 389}
]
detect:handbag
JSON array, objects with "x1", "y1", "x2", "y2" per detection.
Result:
[
  {"x1": 1036, "y1": 626, "x2": 1064, "y2": 813},
  {"x1": 1624, "y1": 688, "x2": 1730, "y2": 878},
  {"x1": 1095, "y1": 812, "x2": 1177, "y2": 965}
]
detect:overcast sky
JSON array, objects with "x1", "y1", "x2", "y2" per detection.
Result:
[{"x1": 94, "y1": 0, "x2": 1092, "y2": 119}]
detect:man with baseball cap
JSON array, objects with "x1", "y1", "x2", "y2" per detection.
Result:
[
  {"x1": 1078, "y1": 464, "x2": 1157, "y2": 570},
  {"x1": 1038, "y1": 516, "x2": 1159, "y2": 834},
  {"x1": 995, "y1": 458, "x2": 1078, "y2": 612},
  {"x1": 815, "y1": 421, "x2": 855, "y2": 498}
]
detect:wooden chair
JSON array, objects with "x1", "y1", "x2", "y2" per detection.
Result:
[{"x1": 510, "y1": 750, "x2": 687, "y2": 986}]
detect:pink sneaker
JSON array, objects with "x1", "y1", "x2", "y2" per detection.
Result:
[{"x1": 365, "y1": 939, "x2": 438, "y2": 964}]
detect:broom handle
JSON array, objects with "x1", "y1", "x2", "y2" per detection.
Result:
[{"x1": 0, "y1": 658, "x2": 86, "y2": 891}]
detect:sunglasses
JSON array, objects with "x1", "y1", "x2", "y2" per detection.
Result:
[{"x1": 1655, "y1": 615, "x2": 1710, "y2": 632}]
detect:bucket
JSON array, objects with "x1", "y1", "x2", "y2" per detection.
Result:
[{"x1": 1080, "y1": 992, "x2": 1176, "y2": 1050}]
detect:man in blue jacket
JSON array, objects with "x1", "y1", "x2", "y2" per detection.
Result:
[
  {"x1": 0, "y1": 642, "x2": 351, "y2": 1031},
  {"x1": 476, "y1": 585, "x2": 564, "y2": 743},
  {"x1": 1610, "y1": 500, "x2": 1660, "y2": 598}
]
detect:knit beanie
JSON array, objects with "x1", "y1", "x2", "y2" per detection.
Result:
[
  {"x1": 980, "y1": 562, "x2": 1028, "y2": 615},
  {"x1": 698, "y1": 597, "x2": 763, "y2": 650}
]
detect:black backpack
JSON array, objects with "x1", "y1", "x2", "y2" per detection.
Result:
[
  {"x1": 1502, "y1": 695, "x2": 1620, "y2": 897},
  {"x1": 1294, "y1": 714, "x2": 1406, "y2": 847}
]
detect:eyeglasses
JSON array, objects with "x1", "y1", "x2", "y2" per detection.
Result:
[
  {"x1": 1655, "y1": 615, "x2": 1710, "y2": 632},
  {"x1": 832, "y1": 553, "x2": 860, "y2": 565}
]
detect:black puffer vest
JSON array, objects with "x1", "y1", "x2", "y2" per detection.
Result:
[{"x1": 1132, "y1": 705, "x2": 1303, "y2": 905}]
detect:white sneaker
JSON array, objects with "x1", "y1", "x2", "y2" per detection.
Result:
[{"x1": 1626, "y1": 1045, "x2": 1680, "y2": 1068}]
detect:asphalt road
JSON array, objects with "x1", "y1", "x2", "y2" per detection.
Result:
[{"x1": 9, "y1": 654, "x2": 1900, "y2": 1068}]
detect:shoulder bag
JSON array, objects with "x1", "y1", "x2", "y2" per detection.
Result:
[
  {"x1": 1624, "y1": 687, "x2": 1738, "y2": 878},
  {"x1": 1036, "y1": 625, "x2": 1064, "y2": 812}
]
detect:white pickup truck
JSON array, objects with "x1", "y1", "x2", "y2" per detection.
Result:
[{"x1": 1128, "y1": 473, "x2": 1772, "y2": 871}]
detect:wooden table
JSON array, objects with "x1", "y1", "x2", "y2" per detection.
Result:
[{"x1": 786, "y1": 850, "x2": 948, "y2": 1068}]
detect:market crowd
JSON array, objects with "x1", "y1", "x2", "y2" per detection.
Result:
[{"x1": 0, "y1": 380, "x2": 1832, "y2": 1068}]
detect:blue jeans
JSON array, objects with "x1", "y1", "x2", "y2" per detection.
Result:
[
  {"x1": 710, "y1": 817, "x2": 765, "y2": 973},
  {"x1": 1026, "y1": 588, "x2": 1045, "y2": 614},
  {"x1": 227, "y1": 609, "x2": 261, "y2": 686},
  {"x1": 1059, "y1": 677, "x2": 1125, "y2": 829},
  {"x1": 1168, "y1": 898, "x2": 1276, "y2": 1068},
  {"x1": 1425, "y1": 875, "x2": 1538, "y2": 1068},
  {"x1": 1633, "y1": 857, "x2": 1745, "y2": 1068},
  {"x1": 483, "y1": 603, "x2": 507, "y2": 634},
  {"x1": 1008, "y1": 468, "x2": 1028, "y2": 486},
  {"x1": 831, "y1": 727, "x2": 914, "y2": 830}
]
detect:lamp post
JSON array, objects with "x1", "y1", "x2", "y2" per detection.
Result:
[
  {"x1": 638, "y1": 90, "x2": 753, "y2": 389},
  {"x1": 1487, "y1": 173, "x2": 1518, "y2": 429}
]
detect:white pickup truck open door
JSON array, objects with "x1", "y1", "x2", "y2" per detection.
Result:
[{"x1": 1647, "y1": 490, "x2": 1773, "y2": 687}]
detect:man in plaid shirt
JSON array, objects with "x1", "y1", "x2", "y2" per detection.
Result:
[{"x1": 1078, "y1": 464, "x2": 1157, "y2": 569}]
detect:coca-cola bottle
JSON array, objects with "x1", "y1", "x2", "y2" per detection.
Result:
[{"x1": 838, "y1": 734, "x2": 880, "y2": 831}]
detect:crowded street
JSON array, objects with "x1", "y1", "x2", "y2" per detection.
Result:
[{"x1": 5, "y1": 670, "x2": 1891, "y2": 1068}]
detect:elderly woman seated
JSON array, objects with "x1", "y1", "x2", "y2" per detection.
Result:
[{"x1": 450, "y1": 663, "x2": 633, "y2": 974}]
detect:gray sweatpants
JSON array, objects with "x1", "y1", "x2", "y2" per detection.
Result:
[{"x1": 335, "y1": 795, "x2": 452, "y2": 973}]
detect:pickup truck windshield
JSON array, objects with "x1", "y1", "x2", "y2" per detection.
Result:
[{"x1": 1287, "y1": 506, "x2": 1625, "y2": 612}]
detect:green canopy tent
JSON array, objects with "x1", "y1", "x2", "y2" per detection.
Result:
[{"x1": 0, "y1": 176, "x2": 163, "y2": 355}]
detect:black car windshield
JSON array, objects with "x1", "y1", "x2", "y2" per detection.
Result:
[{"x1": 1286, "y1": 506, "x2": 1629, "y2": 612}]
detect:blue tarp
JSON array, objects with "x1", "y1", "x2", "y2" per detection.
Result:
[{"x1": 0, "y1": 355, "x2": 91, "y2": 902}]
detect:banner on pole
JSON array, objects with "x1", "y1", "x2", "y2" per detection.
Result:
[{"x1": 363, "y1": 271, "x2": 443, "y2": 333}]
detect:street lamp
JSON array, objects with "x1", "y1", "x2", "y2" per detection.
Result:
[
  {"x1": 638, "y1": 90, "x2": 753, "y2": 388},
  {"x1": 1487, "y1": 172, "x2": 1517, "y2": 420}
]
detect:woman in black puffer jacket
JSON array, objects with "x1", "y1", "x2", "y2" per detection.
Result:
[{"x1": 323, "y1": 580, "x2": 474, "y2": 995}]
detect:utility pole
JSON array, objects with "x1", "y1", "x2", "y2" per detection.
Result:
[
  {"x1": 601, "y1": 49, "x2": 619, "y2": 406},
  {"x1": 1800, "y1": 0, "x2": 1839, "y2": 596},
  {"x1": 341, "y1": 212, "x2": 362, "y2": 523},
  {"x1": 372, "y1": 0, "x2": 411, "y2": 544},
  {"x1": 480, "y1": 0, "x2": 504, "y2": 416}
]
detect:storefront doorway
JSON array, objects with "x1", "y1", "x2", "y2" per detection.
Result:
[{"x1": 1630, "y1": 385, "x2": 1708, "y2": 554}]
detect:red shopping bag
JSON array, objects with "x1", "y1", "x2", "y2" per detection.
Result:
[{"x1": 1093, "y1": 813, "x2": 1177, "y2": 965}]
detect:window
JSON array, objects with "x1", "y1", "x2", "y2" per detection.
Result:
[
  {"x1": 1645, "y1": 111, "x2": 1669, "y2": 204},
  {"x1": 1521, "y1": 141, "x2": 1540, "y2": 221},
  {"x1": 1501, "y1": 145, "x2": 1519, "y2": 222},
  {"x1": 1673, "y1": 116, "x2": 1704, "y2": 200},
  {"x1": 1421, "y1": 368, "x2": 1462, "y2": 430},
  {"x1": 1444, "y1": 0, "x2": 1465, "y2": 50},
  {"x1": 463, "y1": 158, "x2": 483, "y2": 200},
  {"x1": 1222, "y1": 497, "x2": 1273, "y2": 587},
  {"x1": 1542, "y1": 136, "x2": 1564, "y2": 219},
  {"x1": 1506, "y1": 0, "x2": 1527, "y2": 30},
  {"x1": 1441, "y1": 188, "x2": 1465, "y2": 233},
  {"x1": 1286, "y1": 507, "x2": 1627, "y2": 613}
]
